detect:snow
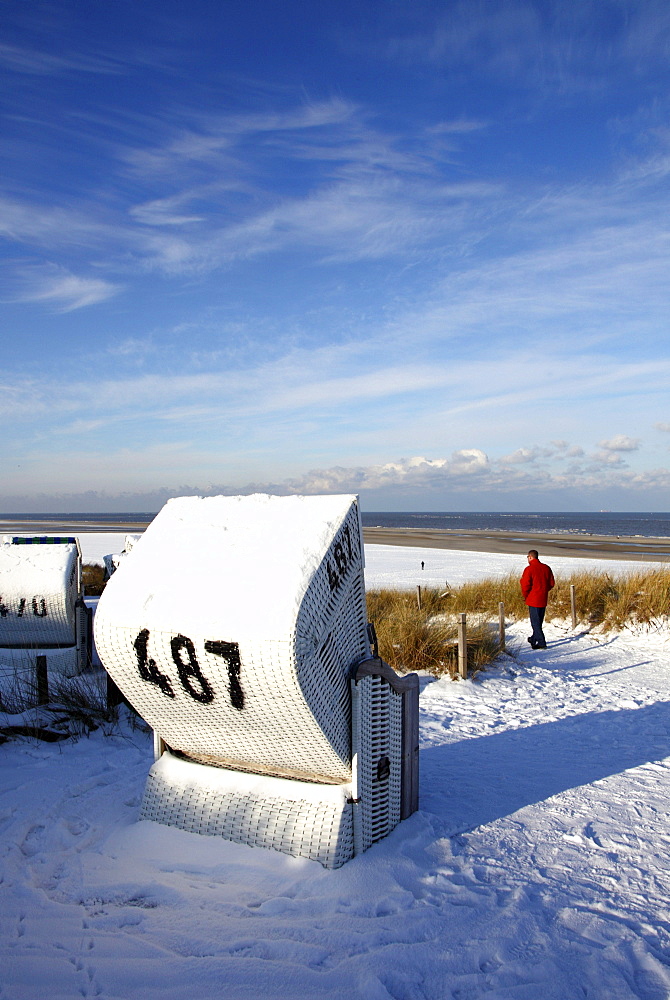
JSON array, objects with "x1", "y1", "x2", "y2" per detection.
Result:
[
  {"x1": 96, "y1": 493, "x2": 358, "y2": 638},
  {"x1": 154, "y1": 751, "x2": 352, "y2": 806},
  {"x1": 364, "y1": 543, "x2": 657, "y2": 589},
  {"x1": 3, "y1": 538, "x2": 670, "y2": 998},
  {"x1": 0, "y1": 541, "x2": 78, "y2": 645},
  {"x1": 93, "y1": 495, "x2": 365, "y2": 788}
]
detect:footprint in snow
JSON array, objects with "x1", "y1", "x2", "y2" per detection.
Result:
[{"x1": 20, "y1": 823, "x2": 46, "y2": 857}]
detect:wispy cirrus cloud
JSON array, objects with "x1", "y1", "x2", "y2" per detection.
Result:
[
  {"x1": 120, "y1": 99, "x2": 499, "y2": 271},
  {"x1": 122, "y1": 98, "x2": 358, "y2": 177},
  {"x1": 6, "y1": 265, "x2": 120, "y2": 311},
  {"x1": 0, "y1": 41, "x2": 125, "y2": 76},
  {"x1": 383, "y1": 0, "x2": 670, "y2": 97}
]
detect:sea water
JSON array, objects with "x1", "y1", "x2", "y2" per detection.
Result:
[
  {"x1": 362, "y1": 511, "x2": 670, "y2": 537},
  {"x1": 3, "y1": 510, "x2": 670, "y2": 538}
]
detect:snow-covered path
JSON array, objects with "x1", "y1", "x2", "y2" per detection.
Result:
[
  {"x1": 420, "y1": 622, "x2": 670, "y2": 999},
  {"x1": 3, "y1": 615, "x2": 670, "y2": 999}
]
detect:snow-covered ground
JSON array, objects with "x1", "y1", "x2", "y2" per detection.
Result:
[
  {"x1": 2, "y1": 539, "x2": 670, "y2": 999},
  {"x1": 363, "y1": 543, "x2": 656, "y2": 589},
  {"x1": 78, "y1": 532, "x2": 657, "y2": 587}
]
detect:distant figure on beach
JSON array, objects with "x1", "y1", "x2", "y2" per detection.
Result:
[
  {"x1": 421, "y1": 561, "x2": 424, "y2": 571},
  {"x1": 520, "y1": 549, "x2": 555, "y2": 649}
]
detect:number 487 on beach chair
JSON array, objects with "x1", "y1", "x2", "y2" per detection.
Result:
[{"x1": 94, "y1": 494, "x2": 419, "y2": 868}]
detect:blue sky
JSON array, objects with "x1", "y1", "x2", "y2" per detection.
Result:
[{"x1": 2, "y1": 0, "x2": 670, "y2": 512}]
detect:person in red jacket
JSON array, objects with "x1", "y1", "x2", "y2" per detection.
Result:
[{"x1": 520, "y1": 549, "x2": 555, "y2": 649}]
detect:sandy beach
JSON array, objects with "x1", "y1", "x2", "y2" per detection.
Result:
[
  {"x1": 362, "y1": 527, "x2": 670, "y2": 562},
  {"x1": 0, "y1": 518, "x2": 151, "y2": 534},
  {"x1": 3, "y1": 518, "x2": 670, "y2": 562}
]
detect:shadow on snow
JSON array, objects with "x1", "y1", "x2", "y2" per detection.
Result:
[{"x1": 420, "y1": 699, "x2": 670, "y2": 835}]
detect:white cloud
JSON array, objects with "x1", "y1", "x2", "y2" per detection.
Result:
[
  {"x1": 258, "y1": 365, "x2": 449, "y2": 413},
  {"x1": 123, "y1": 98, "x2": 358, "y2": 177},
  {"x1": 591, "y1": 451, "x2": 626, "y2": 467},
  {"x1": 5, "y1": 435, "x2": 670, "y2": 505},
  {"x1": 130, "y1": 194, "x2": 205, "y2": 227},
  {"x1": 500, "y1": 447, "x2": 544, "y2": 465},
  {"x1": 10, "y1": 268, "x2": 120, "y2": 312},
  {"x1": 598, "y1": 435, "x2": 640, "y2": 452},
  {"x1": 449, "y1": 449, "x2": 489, "y2": 474},
  {"x1": 0, "y1": 197, "x2": 110, "y2": 247},
  {"x1": 276, "y1": 448, "x2": 670, "y2": 499},
  {"x1": 282, "y1": 451, "x2": 491, "y2": 494}
]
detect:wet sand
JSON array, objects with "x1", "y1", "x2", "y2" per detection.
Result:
[
  {"x1": 0, "y1": 517, "x2": 151, "y2": 534},
  {"x1": 362, "y1": 527, "x2": 670, "y2": 562},
  {"x1": 2, "y1": 518, "x2": 670, "y2": 562}
]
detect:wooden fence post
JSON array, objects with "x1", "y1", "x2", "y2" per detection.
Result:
[
  {"x1": 36, "y1": 655, "x2": 48, "y2": 705},
  {"x1": 416, "y1": 585, "x2": 422, "y2": 610},
  {"x1": 458, "y1": 612, "x2": 467, "y2": 679},
  {"x1": 498, "y1": 601, "x2": 505, "y2": 651},
  {"x1": 570, "y1": 584, "x2": 577, "y2": 630},
  {"x1": 106, "y1": 673, "x2": 125, "y2": 710}
]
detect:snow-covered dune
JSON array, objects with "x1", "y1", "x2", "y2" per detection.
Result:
[{"x1": 2, "y1": 542, "x2": 670, "y2": 998}]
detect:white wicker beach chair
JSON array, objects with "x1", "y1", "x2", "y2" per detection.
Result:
[
  {"x1": 102, "y1": 534, "x2": 141, "y2": 579},
  {"x1": 94, "y1": 494, "x2": 419, "y2": 868},
  {"x1": 0, "y1": 537, "x2": 89, "y2": 705}
]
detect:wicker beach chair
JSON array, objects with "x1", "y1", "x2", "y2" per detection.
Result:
[
  {"x1": 0, "y1": 537, "x2": 89, "y2": 705},
  {"x1": 94, "y1": 494, "x2": 419, "y2": 868}
]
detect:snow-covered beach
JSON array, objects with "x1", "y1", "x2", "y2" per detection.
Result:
[
  {"x1": 74, "y1": 531, "x2": 661, "y2": 589},
  {"x1": 2, "y1": 537, "x2": 670, "y2": 999}
]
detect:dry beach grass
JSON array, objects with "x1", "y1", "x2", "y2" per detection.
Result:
[
  {"x1": 366, "y1": 565, "x2": 670, "y2": 677},
  {"x1": 4, "y1": 562, "x2": 670, "y2": 730},
  {"x1": 81, "y1": 561, "x2": 670, "y2": 679}
]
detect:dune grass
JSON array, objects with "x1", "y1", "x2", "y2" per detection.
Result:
[
  {"x1": 550, "y1": 566, "x2": 670, "y2": 629},
  {"x1": 82, "y1": 562, "x2": 107, "y2": 595},
  {"x1": 366, "y1": 587, "x2": 503, "y2": 679},
  {"x1": 366, "y1": 565, "x2": 670, "y2": 678}
]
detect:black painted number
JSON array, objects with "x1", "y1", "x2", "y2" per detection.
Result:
[
  {"x1": 204, "y1": 640, "x2": 245, "y2": 710},
  {"x1": 326, "y1": 523, "x2": 356, "y2": 593},
  {"x1": 0, "y1": 595, "x2": 49, "y2": 619},
  {"x1": 132, "y1": 629, "x2": 244, "y2": 709},
  {"x1": 133, "y1": 628, "x2": 175, "y2": 699},
  {"x1": 170, "y1": 634, "x2": 215, "y2": 704},
  {"x1": 32, "y1": 597, "x2": 47, "y2": 617}
]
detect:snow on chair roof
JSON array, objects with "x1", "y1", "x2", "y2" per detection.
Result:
[
  {"x1": 98, "y1": 494, "x2": 363, "y2": 639},
  {"x1": 0, "y1": 541, "x2": 80, "y2": 648},
  {"x1": 94, "y1": 494, "x2": 370, "y2": 784}
]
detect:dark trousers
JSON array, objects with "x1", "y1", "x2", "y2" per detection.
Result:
[{"x1": 529, "y1": 605, "x2": 547, "y2": 647}]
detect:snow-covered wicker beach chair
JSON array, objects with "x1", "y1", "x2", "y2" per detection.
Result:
[
  {"x1": 0, "y1": 536, "x2": 89, "y2": 706},
  {"x1": 94, "y1": 494, "x2": 419, "y2": 868},
  {"x1": 102, "y1": 534, "x2": 141, "y2": 580}
]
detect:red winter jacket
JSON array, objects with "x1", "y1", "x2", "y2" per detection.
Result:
[{"x1": 520, "y1": 559, "x2": 555, "y2": 608}]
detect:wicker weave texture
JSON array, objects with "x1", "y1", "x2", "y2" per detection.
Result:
[
  {"x1": 140, "y1": 754, "x2": 354, "y2": 868},
  {"x1": 95, "y1": 624, "x2": 355, "y2": 780},
  {"x1": 352, "y1": 673, "x2": 403, "y2": 853},
  {"x1": 294, "y1": 502, "x2": 369, "y2": 764},
  {"x1": 94, "y1": 495, "x2": 368, "y2": 781},
  {"x1": 0, "y1": 544, "x2": 79, "y2": 648}
]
